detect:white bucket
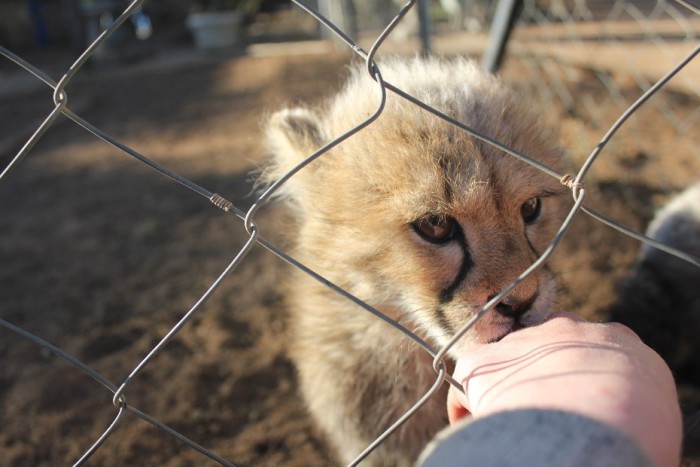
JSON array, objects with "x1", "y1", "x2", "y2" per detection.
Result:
[{"x1": 186, "y1": 11, "x2": 244, "y2": 49}]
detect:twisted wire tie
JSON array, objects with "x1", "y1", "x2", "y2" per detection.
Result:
[
  {"x1": 210, "y1": 194, "x2": 234, "y2": 212},
  {"x1": 560, "y1": 174, "x2": 584, "y2": 191}
]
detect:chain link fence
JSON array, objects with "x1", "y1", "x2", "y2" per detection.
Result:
[
  {"x1": 510, "y1": 0, "x2": 699, "y2": 122},
  {"x1": 1, "y1": 0, "x2": 699, "y2": 465},
  {"x1": 503, "y1": 0, "x2": 700, "y2": 198}
]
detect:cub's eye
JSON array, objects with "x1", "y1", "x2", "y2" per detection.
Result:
[
  {"x1": 412, "y1": 215, "x2": 457, "y2": 244},
  {"x1": 521, "y1": 197, "x2": 542, "y2": 224}
]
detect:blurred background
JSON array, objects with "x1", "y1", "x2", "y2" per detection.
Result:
[{"x1": 1, "y1": 1, "x2": 699, "y2": 465}]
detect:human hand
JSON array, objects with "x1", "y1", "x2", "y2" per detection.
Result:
[{"x1": 447, "y1": 312, "x2": 682, "y2": 467}]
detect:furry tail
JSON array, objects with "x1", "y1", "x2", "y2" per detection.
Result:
[{"x1": 608, "y1": 183, "x2": 700, "y2": 384}]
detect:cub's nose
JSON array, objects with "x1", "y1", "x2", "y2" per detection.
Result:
[{"x1": 490, "y1": 293, "x2": 537, "y2": 320}]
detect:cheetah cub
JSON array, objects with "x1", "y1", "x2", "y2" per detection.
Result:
[{"x1": 263, "y1": 57, "x2": 568, "y2": 466}]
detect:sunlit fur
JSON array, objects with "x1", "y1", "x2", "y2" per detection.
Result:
[{"x1": 263, "y1": 57, "x2": 569, "y2": 466}]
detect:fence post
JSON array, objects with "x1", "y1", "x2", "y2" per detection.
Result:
[
  {"x1": 418, "y1": 0, "x2": 432, "y2": 56},
  {"x1": 481, "y1": 0, "x2": 521, "y2": 73}
]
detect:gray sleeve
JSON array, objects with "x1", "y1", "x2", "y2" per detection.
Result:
[{"x1": 417, "y1": 409, "x2": 654, "y2": 467}]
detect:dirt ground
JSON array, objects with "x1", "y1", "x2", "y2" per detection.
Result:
[{"x1": 1, "y1": 38, "x2": 699, "y2": 466}]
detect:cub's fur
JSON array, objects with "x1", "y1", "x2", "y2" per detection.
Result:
[
  {"x1": 263, "y1": 57, "x2": 569, "y2": 465},
  {"x1": 608, "y1": 183, "x2": 700, "y2": 385}
]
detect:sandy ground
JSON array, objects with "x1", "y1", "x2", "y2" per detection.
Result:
[{"x1": 1, "y1": 32, "x2": 699, "y2": 466}]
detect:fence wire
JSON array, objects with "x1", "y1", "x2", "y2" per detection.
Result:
[
  {"x1": 1, "y1": 0, "x2": 699, "y2": 465},
  {"x1": 505, "y1": 0, "x2": 700, "y2": 170}
]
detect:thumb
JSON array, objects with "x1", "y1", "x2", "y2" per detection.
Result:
[{"x1": 447, "y1": 383, "x2": 470, "y2": 426}]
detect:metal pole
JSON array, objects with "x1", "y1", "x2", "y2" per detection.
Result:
[
  {"x1": 481, "y1": 0, "x2": 521, "y2": 73},
  {"x1": 417, "y1": 0, "x2": 432, "y2": 56}
]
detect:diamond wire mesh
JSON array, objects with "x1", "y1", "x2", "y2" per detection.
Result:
[
  {"x1": 503, "y1": 0, "x2": 700, "y2": 181},
  {"x1": 0, "y1": 0, "x2": 699, "y2": 465}
]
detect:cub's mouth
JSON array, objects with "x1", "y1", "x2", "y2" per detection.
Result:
[
  {"x1": 440, "y1": 290, "x2": 552, "y2": 348},
  {"x1": 477, "y1": 297, "x2": 535, "y2": 344},
  {"x1": 487, "y1": 320, "x2": 526, "y2": 343}
]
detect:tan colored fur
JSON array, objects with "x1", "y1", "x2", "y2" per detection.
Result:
[{"x1": 263, "y1": 57, "x2": 568, "y2": 466}]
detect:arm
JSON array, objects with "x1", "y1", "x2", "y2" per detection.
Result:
[
  {"x1": 419, "y1": 407, "x2": 654, "y2": 467},
  {"x1": 421, "y1": 312, "x2": 682, "y2": 467}
]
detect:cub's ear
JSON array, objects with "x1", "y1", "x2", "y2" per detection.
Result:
[
  {"x1": 261, "y1": 107, "x2": 327, "y2": 204},
  {"x1": 264, "y1": 107, "x2": 326, "y2": 177}
]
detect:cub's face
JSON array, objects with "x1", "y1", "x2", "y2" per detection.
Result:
[{"x1": 264, "y1": 59, "x2": 568, "y2": 353}]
